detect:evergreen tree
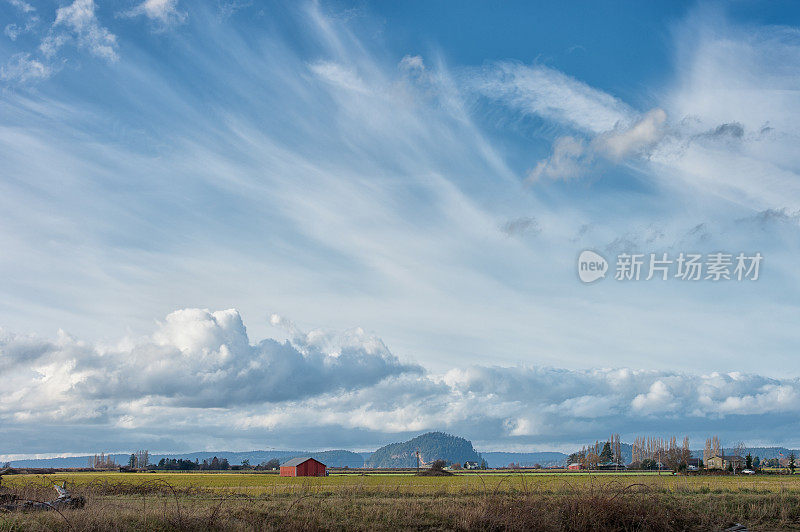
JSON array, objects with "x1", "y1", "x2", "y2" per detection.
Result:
[
  {"x1": 746, "y1": 453, "x2": 752, "y2": 469},
  {"x1": 789, "y1": 452, "x2": 796, "y2": 474},
  {"x1": 599, "y1": 441, "x2": 612, "y2": 463}
]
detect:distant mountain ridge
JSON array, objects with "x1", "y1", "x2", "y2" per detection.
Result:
[
  {"x1": 366, "y1": 432, "x2": 481, "y2": 468},
  {"x1": 7, "y1": 449, "x2": 365, "y2": 469},
  {"x1": 481, "y1": 451, "x2": 568, "y2": 468},
  {"x1": 8, "y1": 439, "x2": 798, "y2": 469},
  {"x1": 688, "y1": 447, "x2": 799, "y2": 460}
]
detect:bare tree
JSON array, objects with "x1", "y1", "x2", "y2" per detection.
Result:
[
  {"x1": 711, "y1": 435, "x2": 722, "y2": 458},
  {"x1": 681, "y1": 436, "x2": 691, "y2": 467},
  {"x1": 89, "y1": 452, "x2": 117, "y2": 470},
  {"x1": 611, "y1": 433, "x2": 622, "y2": 467},
  {"x1": 733, "y1": 441, "x2": 746, "y2": 474},
  {"x1": 704, "y1": 438, "x2": 712, "y2": 465},
  {"x1": 585, "y1": 451, "x2": 599, "y2": 470},
  {"x1": 134, "y1": 450, "x2": 149, "y2": 469}
]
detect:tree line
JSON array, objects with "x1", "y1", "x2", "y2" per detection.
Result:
[
  {"x1": 150, "y1": 457, "x2": 282, "y2": 471},
  {"x1": 568, "y1": 434, "x2": 623, "y2": 469}
]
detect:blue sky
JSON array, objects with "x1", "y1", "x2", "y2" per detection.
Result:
[{"x1": 2, "y1": 0, "x2": 800, "y2": 456}]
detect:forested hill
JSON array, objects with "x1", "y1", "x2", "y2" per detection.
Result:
[{"x1": 367, "y1": 432, "x2": 482, "y2": 468}]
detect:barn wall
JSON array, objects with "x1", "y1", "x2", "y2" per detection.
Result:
[
  {"x1": 296, "y1": 460, "x2": 326, "y2": 476},
  {"x1": 280, "y1": 459, "x2": 326, "y2": 477}
]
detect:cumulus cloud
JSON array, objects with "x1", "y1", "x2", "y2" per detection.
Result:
[
  {"x1": 3, "y1": 4, "x2": 800, "y2": 454},
  {"x1": 593, "y1": 108, "x2": 667, "y2": 161},
  {"x1": 4, "y1": 310, "x2": 800, "y2": 453},
  {"x1": 40, "y1": 0, "x2": 118, "y2": 62},
  {"x1": 1, "y1": 308, "x2": 420, "y2": 412},
  {"x1": 631, "y1": 380, "x2": 675, "y2": 413},
  {"x1": 525, "y1": 108, "x2": 668, "y2": 181},
  {"x1": 122, "y1": 0, "x2": 187, "y2": 28},
  {"x1": 527, "y1": 136, "x2": 587, "y2": 181}
]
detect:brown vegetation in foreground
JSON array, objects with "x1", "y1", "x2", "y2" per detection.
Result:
[{"x1": 3, "y1": 477, "x2": 800, "y2": 531}]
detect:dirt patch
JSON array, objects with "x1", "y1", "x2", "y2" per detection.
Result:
[{"x1": 415, "y1": 469, "x2": 453, "y2": 476}]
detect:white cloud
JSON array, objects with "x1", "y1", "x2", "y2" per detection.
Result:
[
  {"x1": 41, "y1": 0, "x2": 118, "y2": 62},
  {"x1": 122, "y1": 0, "x2": 187, "y2": 27},
  {"x1": 217, "y1": 1, "x2": 252, "y2": 19},
  {"x1": 467, "y1": 61, "x2": 633, "y2": 134},
  {"x1": 309, "y1": 60, "x2": 370, "y2": 93},
  {"x1": 5, "y1": 23, "x2": 22, "y2": 40},
  {"x1": 3, "y1": 0, "x2": 39, "y2": 41},
  {"x1": 0, "y1": 53, "x2": 52, "y2": 82},
  {"x1": 3, "y1": 309, "x2": 800, "y2": 452},
  {"x1": 3, "y1": 1, "x2": 800, "y2": 454},
  {"x1": 399, "y1": 54, "x2": 424, "y2": 72},
  {"x1": 487, "y1": 12, "x2": 800, "y2": 212},
  {"x1": 6, "y1": 0, "x2": 34, "y2": 13},
  {"x1": 0, "y1": 308, "x2": 418, "y2": 410},
  {"x1": 527, "y1": 135, "x2": 586, "y2": 181},
  {"x1": 593, "y1": 108, "x2": 667, "y2": 161},
  {"x1": 468, "y1": 11, "x2": 800, "y2": 214},
  {"x1": 631, "y1": 380, "x2": 674, "y2": 413},
  {"x1": 525, "y1": 108, "x2": 667, "y2": 181}
]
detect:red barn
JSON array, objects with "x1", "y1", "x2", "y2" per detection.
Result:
[{"x1": 280, "y1": 457, "x2": 326, "y2": 477}]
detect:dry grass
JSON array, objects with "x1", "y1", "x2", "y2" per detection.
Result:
[{"x1": 3, "y1": 472, "x2": 800, "y2": 530}]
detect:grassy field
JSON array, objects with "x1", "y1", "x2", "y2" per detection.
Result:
[{"x1": 3, "y1": 471, "x2": 800, "y2": 530}]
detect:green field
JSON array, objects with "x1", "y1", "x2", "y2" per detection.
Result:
[
  {"x1": 3, "y1": 471, "x2": 800, "y2": 530},
  {"x1": 4, "y1": 470, "x2": 800, "y2": 496}
]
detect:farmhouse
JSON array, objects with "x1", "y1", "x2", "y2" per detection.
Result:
[
  {"x1": 706, "y1": 455, "x2": 744, "y2": 471},
  {"x1": 279, "y1": 457, "x2": 327, "y2": 477},
  {"x1": 463, "y1": 461, "x2": 480, "y2": 470},
  {"x1": 597, "y1": 462, "x2": 625, "y2": 470}
]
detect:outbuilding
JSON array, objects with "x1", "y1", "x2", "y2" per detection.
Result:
[
  {"x1": 706, "y1": 455, "x2": 744, "y2": 471},
  {"x1": 280, "y1": 457, "x2": 326, "y2": 477}
]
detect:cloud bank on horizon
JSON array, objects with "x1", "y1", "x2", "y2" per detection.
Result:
[
  {"x1": 2, "y1": 0, "x2": 800, "y2": 452},
  {"x1": 3, "y1": 307, "x2": 800, "y2": 456}
]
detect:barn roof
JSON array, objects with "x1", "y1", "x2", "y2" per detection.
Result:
[{"x1": 282, "y1": 456, "x2": 324, "y2": 467}]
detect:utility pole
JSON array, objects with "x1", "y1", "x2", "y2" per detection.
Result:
[{"x1": 416, "y1": 450, "x2": 420, "y2": 474}]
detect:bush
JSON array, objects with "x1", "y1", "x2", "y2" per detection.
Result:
[{"x1": 430, "y1": 460, "x2": 447, "y2": 471}]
